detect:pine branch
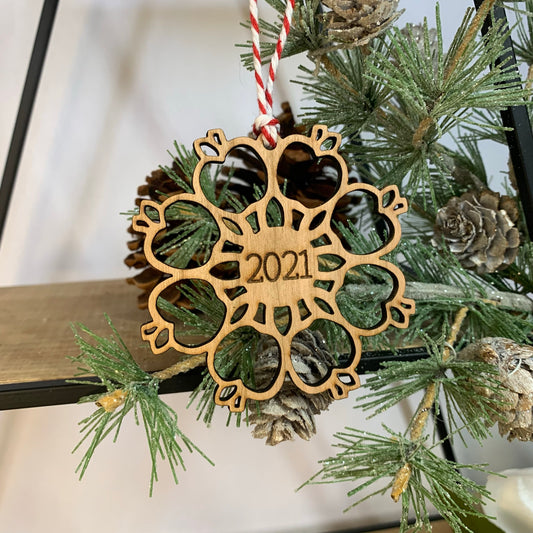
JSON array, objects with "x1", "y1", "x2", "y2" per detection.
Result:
[
  {"x1": 303, "y1": 309, "x2": 504, "y2": 531},
  {"x1": 152, "y1": 354, "x2": 207, "y2": 381},
  {"x1": 295, "y1": 44, "x2": 390, "y2": 139},
  {"x1": 70, "y1": 316, "x2": 213, "y2": 495},
  {"x1": 358, "y1": 310, "x2": 508, "y2": 443},
  {"x1": 299, "y1": 3, "x2": 531, "y2": 208},
  {"x1": 443, "y1": 1, "x2": 497, "y2": 82},
  {"x1": 301, "y1": 427, "x2": 494, "y2": 533},
  {"x1": 343, "y1": 281, "x2": 533, "y2": 314},
  {"x1": 239, "y1": 0, "x2": 327, "y2": 71}
]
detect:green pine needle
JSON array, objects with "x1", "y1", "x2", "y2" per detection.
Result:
[
  {"x1": 299, "y1": 4, "x2": 531, "y2": 207},
  {"x1": 295, "y1": 43, "x2": 390, "y2": 139},
  {"x1": 239, "y1": 0, "x2": 326, "y2": 70},
  {"x1": 187, "y1": 327, "x2": 261, "y2": 427},
  {"x1": 161, "y1": 141, "x2": 197, "y2": 193},
  {"x1": 358, "y1": 335, "x2": 507, "y2": 444},
  {"x1": 70, "y1": 316, "x2": 213, "y2": 495},
  {"x1": 302, "y1": 427, "x2": 494, "y2": 533}
]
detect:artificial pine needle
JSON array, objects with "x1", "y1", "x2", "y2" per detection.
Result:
[
  {"x1": 303, "y1": 427, "x2": 493, "y2": 533},
  {"x1": 70, "y1": 316, "x2": 213, "y2": 495}
]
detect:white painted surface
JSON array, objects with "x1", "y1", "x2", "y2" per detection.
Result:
[
  {"x1": 0, "y1": 392, "x2": 421, "y2": 533},
  {"x1": 0, "y1": 1, "x2": 530, "y2": 531},
  {"x1": 484, "y1": 467, "x2": 533, "y2": 533}
]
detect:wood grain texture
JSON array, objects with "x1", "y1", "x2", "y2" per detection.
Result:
[
  {"x1": 0, "y1": 279, "x2": 180, "y2": 384},
  {"x1": 133, "y1": 126, "x2": 415, "y2": 411}
]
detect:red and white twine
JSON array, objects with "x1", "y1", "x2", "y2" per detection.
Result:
[{"x1": 249, "y1": 0, "x2": 295, "y2": 148}]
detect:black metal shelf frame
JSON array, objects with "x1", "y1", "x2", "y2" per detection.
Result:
[{"x1": 0, "y1": 0, "x2": 59, "y2": 245}]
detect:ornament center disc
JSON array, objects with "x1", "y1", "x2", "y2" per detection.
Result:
[{"x1": 239, "y1": 226, "x2": 316, "y2": 309}]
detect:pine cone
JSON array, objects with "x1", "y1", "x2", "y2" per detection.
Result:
[
  {"x1": 322, "y1": 0, "x2": 401, "y2": 47},
  {"x1": 126, "y1": 103, "x2": 359, "y2": 308},
  {"x1": 458, "y1": 338, "x2": 533, "y2": 442},
  {"x1": 125, "y1": 167, "x2": 188, "y2": 308},
  {"x1": 249, "y1": 330, "x2": 335, "y2": 445},
  {"x1": 226, "y1": 102, "x2": 355, "y2": 217},
  {"x1": 432, "y1": 190, "x2": 520, "y2": 274}
]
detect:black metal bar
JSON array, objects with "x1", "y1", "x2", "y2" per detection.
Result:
[
  {"x1": 0, "y1": 0, "x2": 59, "y2": 247},
  {"x1": 0, "y1": 377, "x2": 103, "y2": 411},
  {"x1": 0, "y1": 367, "x2": 206, "y2": 411},
  {"x1": 0, "y1": 348, "x2": 430, "y2": 411},
  {"x1": 432, "y1": 406, "x2": 458, "y2": 464},
  {"x1": 355, "y1": 346, "x2": 430, "y2": 373},
  {"x1": 473, "y1": 0, "x2": 533, "y2": 238}
]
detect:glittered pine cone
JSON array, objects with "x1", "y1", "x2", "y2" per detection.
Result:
[
  {"x1": 432, "y1": 190, "x2": 520, "y2": 275},
  {"x1": 249, "y1": 330, "x2": 335, "y2": 445},
  {"x1": 126, "y1": 102, "x2": 358, "y2": 308},
  {"x1": 322, "y1": 0, "x2": 401, "y2": 47},
  {"x1": 458, "y1": 338, "x2": 533, "y2": 442}
]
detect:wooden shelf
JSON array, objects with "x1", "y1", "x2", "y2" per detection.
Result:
[
  {"x1": 0, "y1": 279, "x2": 182, "y2": 384},
  {"x1": 0, "y1": 278, "x2": 430, "y2": 410},
  {"x1": 0, "y1": 279, "x2": 207, "y2": 409}
]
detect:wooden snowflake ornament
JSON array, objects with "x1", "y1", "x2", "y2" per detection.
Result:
[{"x1": 133, "y1": 126, "x2": 414, "y2": 411}]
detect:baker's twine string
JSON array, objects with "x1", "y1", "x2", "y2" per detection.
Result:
[{"x1": 249, "y1": 0, "x2": 295, "y2": 148}]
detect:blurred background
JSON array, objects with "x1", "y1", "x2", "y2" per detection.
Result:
[{"x1": 0, "y1": 1, "x2": 530, "y2": 532}]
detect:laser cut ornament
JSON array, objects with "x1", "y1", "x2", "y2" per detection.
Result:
[{"x1": 133, "y1": 125, "x2": 415, "y2": 411}]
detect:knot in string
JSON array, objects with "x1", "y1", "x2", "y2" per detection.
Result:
[
  {"x1": 249, "y1": 0, "x2": 295, "y2": 148},
  {"x1": 253, "y1": 114, "x2": 280, "y2": 149}
]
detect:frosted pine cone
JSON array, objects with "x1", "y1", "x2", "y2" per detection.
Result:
[
  {"x1": 249, "y1": 330, "x2": 336, "y2": 445},
  {"x1": 458, "y1": 338, "x2": 533, "y2": 442},
  {"x1": 433, "y1": 190, "x2": 520, "y2": 274},
  {"x1": 322, "y1": 0, "x2": 401, "y2": 47}
]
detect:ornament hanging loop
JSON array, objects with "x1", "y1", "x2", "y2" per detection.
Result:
[
  {"x1": 253, "y1": 114, "x2": 280, "y2": 149},
  {"x1": 249, "y1": 0, "x2": 295, "y2": 148}
]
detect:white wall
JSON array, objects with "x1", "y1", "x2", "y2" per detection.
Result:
[{"x1": 0, "y1": 1, "x2": 530, "y2": 532}]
